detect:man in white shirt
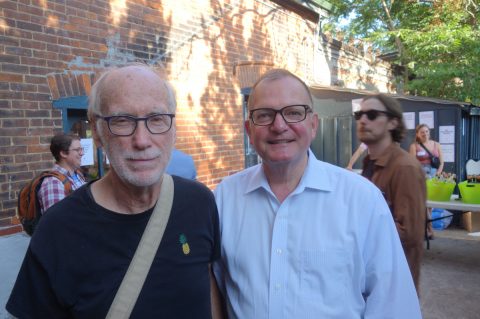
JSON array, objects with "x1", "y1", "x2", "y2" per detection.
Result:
[{"x1": 213, "y1": 69, "x2": 422, "y2": 319}]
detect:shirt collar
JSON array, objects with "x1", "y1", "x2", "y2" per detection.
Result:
[
  {"x1": 54, "y1": 163, "x2": 73, "y2": 177},
  {"x1": 244, "y1": 149, "x2": 333, "y2": 195}
]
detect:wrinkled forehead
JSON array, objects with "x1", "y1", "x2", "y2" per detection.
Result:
[
  {"x1": 100, "y1": 66, "x2": 170, "y2": 113},
  {"x1": 249, "y1": 76, "x2": 312, "y2": 108}
]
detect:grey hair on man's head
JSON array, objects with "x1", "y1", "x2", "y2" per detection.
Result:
[
  {"x1": 87, "y1": 62, "x2": 177, "y2": 123},
  {"x1": 247, "y1": 68, "x2": 313, "y2": 108}
]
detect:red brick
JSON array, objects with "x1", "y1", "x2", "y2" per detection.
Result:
[
  {"x1": 29, "y1": 66, "x2": 56, "y2": 76},
  {"x1": 17, "y1": 20, "x2": 43, "y2": 32},
  {"x1": 10, "y1": 82, "x2": 36, "y2": 92},
  {"x1": 27, "y1": 145, "x2": 50, "y2": 153},
  {"x1": 14, "y1": 100, "x2": 39, "y2": 110},
  {"x1": 12, "y1": 136, "x2": 39, "y2": 146},
  {"x1": 0, "y1": 163, "x2": 28, "y2": 174},
  {"x1": 47, "y1": 74, "x2": 60, "y2": 99},
  {"x1": 0, "y1": 73, "x2": 23, "y2": 83},
  {"x1": 0, "y1": 156, "x2": 14, "y2": 165},
  {"x1": 23, "y1": 92, "x2": 51, "y2": 102},
  {"x1": 33, "y1": 50, "x2": 58, "y2": 60},
  {"x1": 20, "y1": 56, "x2": 47, "y2": 67},
  {"x1": 26, "y1": 74, "x2": 50, "y2": 84},
  {"x1": 3, "y1": 199, "x2": 18, "y2": 209},
  {"x1": 8, "y1": 171, "x2": 34, "y2": 182},
  {"x1": 24, "y1": 109, "x2": 50, "y2": 117},
  {"x1": 0, "y1": 224, "x2": 23, "y2": 236},
  {"x1": 28, "y1": 161, "x2": 53, "y2": 171},
  {"x1": 15, "y1": 153, "x2": 42, "y2": 163},
  {"x1": 0, "y1": 146, "x2": 27, "y2": 155},
  {"x1": 2, "y1": 118, "x2": 29, "y2": 128},
  {"x1": 28, "y1": 127, "x2": 54, "y2": 136},
  {"x1": 39, "y1": 101, "x2": 53, "y2": 110}
]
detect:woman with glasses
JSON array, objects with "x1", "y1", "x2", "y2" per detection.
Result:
[{"x1": 37, "y1": 133, "x2": 86, "y2": 214}]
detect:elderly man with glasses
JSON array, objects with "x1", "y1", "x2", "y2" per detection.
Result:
[
  {"x1": 213, "y1": 69, "x2": 421, "y2": 318},
  {"x1": 37, "y1": 132, "x2": 86, "y2": 214},
  {"x1": 7, "y1": 64, "x2": 223, "y2": 319},
  {"x1": 356, "y1": 94, "x2": 426, "y2": 292}
]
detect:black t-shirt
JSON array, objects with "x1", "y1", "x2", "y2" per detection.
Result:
[{"x1": 7, "y1": 176, "x2": 220, "y2": 319}]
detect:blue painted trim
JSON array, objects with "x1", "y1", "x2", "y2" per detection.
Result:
[
  {"x1": 241, "y1": 87, "x2": 251, "y2": 95},
  {"x1": 61, "y1": 112, "x2": 68, "y2": 131},
  {"x1": 97, "y1": 148, "x2": 104, "y2": 178},
  {"x1": 52, "y1": 95, "x2": 88, "y2": 109}
]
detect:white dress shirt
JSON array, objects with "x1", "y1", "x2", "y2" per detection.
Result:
[{"x1": 213, "y1": 150, "x2": 421, "y2": 319}]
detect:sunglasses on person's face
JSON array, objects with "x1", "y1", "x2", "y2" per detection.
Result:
[{"x1": 353, "y1": 110, "x2": 391, "y2": 121}]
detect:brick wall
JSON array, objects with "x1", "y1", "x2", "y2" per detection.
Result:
[{"x1": 0, "y1": 0, "x2": 393, "y2": 233}]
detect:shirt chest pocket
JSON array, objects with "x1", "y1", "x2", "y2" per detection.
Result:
[{"x1": 299, "y1": 249, "x2": 348, "y2": 303}]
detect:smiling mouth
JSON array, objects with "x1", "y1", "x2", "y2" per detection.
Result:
[
  {"x1": 268, "y1": 139, "x2": 293, "y2": 144},
  {"x1": 129, "y1": 158, "x2": 155, "y2": 162}
]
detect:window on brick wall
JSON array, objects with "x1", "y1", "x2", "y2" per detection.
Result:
[
  {"x1": 53, "y1": 96, "x2": 107, "y2": 180},
  {"x1": 242, "y1": 90, "x2": 261, "y2": 168}
]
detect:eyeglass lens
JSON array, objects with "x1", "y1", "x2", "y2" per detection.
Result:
[
  {"x1": 354, "y1": 110, "x2": 388, "y2": 121},
  {"x1": 106, "y1": 114, "x2": 173, "y2": 136},
  {"x1": 251, "y1": 105, "x2": 309, "y2": 125}
]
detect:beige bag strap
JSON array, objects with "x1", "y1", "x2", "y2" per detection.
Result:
[{"x1": 106, "y1": 174, "x2": 174, "y2": 319}]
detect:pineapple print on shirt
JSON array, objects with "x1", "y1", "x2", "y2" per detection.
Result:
[{"x1": 179, "y1": 233, "x2": 190, "y2": 255}]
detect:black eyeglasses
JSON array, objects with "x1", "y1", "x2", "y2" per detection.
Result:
[
  {"x1": 249, "y1": 105, "x2": 312, "y2": 126},
  {"x1": 69, "y1": 147, "x2": 84, "y2": 153},
  {"x1": 96, "y1": 113, "x2": 175, "y2": 136},
  {"x1": 353, "y1": 110, "x2": 391, "y2": 121}
]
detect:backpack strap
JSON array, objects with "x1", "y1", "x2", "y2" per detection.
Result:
[
  {"x1": 40, "y1": 171, "x2": 73, "y2": 195},
  {"x1": 106, "y1": 174, "x2": 174, "y2": 319},
  {"x1": 419, "y1": 142, "x2": 434, "y2": 159}
]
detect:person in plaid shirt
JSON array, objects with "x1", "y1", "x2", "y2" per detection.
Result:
[{"x1": 38, "y1": 133, "x2": 86, "y2": 214}]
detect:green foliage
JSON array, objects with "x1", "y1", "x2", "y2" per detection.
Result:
[{"x1": 325, "y1": 0, "x2": 480, "y2": 104}]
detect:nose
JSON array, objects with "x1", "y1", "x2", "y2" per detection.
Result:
[
  {"x1": 357, "y1": 113, "x2": 368, "y2": 124},
  {"x1": 270, "y1": 111, "x2": 288, "y2": 131},
  {"x1": 131, "y1": 120, "x2": 152, "y2": 149}
]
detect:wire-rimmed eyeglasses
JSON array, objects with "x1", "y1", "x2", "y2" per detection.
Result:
[
  {"x1": 69, "y1": 147, "x2": 85, "y2": 153},
  {"x1": 249, "y1": 104, "x2": 312, "y2": 126},
  {"x1": 95, "y1": 113, "x2": 175, "y2": 136}
]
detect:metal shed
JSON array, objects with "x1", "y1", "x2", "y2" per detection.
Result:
[{"x1": 309, "y1": 86, "x2": 480, "y2": 182}]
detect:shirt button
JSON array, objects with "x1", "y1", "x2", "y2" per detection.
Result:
[
  {"x1": 275, "y1": 283, "x2": 281, "y2": 290},
  {"x1": 276, "y1": 248, "x2": 282, "y2": 254}
]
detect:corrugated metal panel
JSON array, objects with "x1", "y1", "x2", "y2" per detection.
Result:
[
  {"x1": 469, "y1": 115, "x2": 480, "y2": 159},
  {"x1": 311, "y1": 114, "x2": 352, "y2": 167},
  {"x1": 309, "y1": 87, "x2": 479, "y2": 181}
]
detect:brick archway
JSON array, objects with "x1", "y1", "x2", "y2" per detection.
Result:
[
  {"x1": 233, "y1": 61, "x2": 275, "y2": 89},
  {"x1": 46, "y1": 72, "x2": 99, "y2": 100}
]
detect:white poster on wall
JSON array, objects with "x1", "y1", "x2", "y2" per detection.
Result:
[
  {"x1": 352, "y1": 98, "x2": 362, "y2": 112},
  {"x1": 439, "y1": 125, "x2": 455, "y2": 144},
  {"x1": 419, "y1": 111, "x2": 434, "y2": 128},
  {"x1": 80, "y1": 138, "x2": 94, "y2": 166},
  {"x1": 403, "y1": 112, "x2": 415, "y2": 130},
  {"x1": 441, "y1": 144, "x2": 455, "y2": 162}
]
